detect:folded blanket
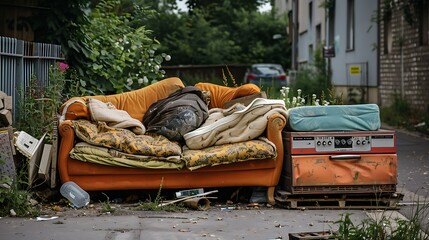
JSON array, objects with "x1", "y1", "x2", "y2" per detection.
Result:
[
  {"x1": 70, "y1": 142, "x2": 183, "y2": 169},
  {"x1": 184, "y1": 98, "x2": 287, "y2": 150},
  {"x1": 88, "y1": 98, "x2": 145, "y2": 134}
]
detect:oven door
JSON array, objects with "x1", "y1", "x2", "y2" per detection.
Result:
[{"x1": 283, "y1": 154, "x2": 397, "y2": 194}]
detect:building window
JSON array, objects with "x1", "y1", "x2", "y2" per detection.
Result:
[
  {"x1": 419, "y1": 1, "x2": 429, "y2": 46},
  {"x1": 316, "y1": 24, "x2": 321, "y2": 48},
  {"x1": 309, "y1": 1, "x2": 313, "y2": 26},
  {"x1": 346, "y1": 0, "x2": 355, "y2": 50},
  {"x1": 384, "y1": 17, "x2": 392, "y2": 54}
]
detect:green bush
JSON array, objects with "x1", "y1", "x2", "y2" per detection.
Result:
[
  {"x1": 81, "y1": 0, "x2": 170, "y2": 94},
  {"x1": 16, "y1": 63, "x2": 68, "y2": 142}
]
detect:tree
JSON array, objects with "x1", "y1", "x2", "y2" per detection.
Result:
[{"x1": 146, "y1": 0, "x2": 290, "y2": 68}]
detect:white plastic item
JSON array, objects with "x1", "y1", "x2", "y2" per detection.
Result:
[
  {"x1": 60, "y1": 181, "x2": 90, "y2": 208},
  {"x1": 175, "y1": 188, "x2": 204, "y2": 198}
]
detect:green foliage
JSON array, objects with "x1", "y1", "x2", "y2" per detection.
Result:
[
  {"x1": 282, "y1": 44, "x2": 342, "y2": 109},
  {"x1": 147, "y1": 1, "x2": 290, "y2": 68},
  {"x1": 335, "y1": 207, "x2": 429, "y2": 240},
  {"x1": 16, "y1": 64, "x2": 69, "y2": 142},
  {"x1": 34, "y1": 0, "x2": 92, "y2": 71},
  {"x1": 289, "y1": 44, "x2": 330, "y2": 99},
  {"x1": 81, "y1": 0, "x2": 170, "y2": 94},
  {"x1": 134, "y1": 178, "x2": 184, "y2": 212},
  {"x1": 0, "y1": 173, "x2": 39, "y2": 217},
  {"x1": 99, "y1": 193, "x2": 115, "y2": 213},
  {"x1": 380, "y1": 93, "x2": 429, "y2": 134}
]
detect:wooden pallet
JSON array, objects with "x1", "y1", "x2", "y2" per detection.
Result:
[{"x1": 275, "y1": 190, "x2": 404, "y2": 210}]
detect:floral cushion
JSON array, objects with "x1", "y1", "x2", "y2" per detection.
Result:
[{"x1": 181, "y1": 137, "x2": 277, "y2": 170}]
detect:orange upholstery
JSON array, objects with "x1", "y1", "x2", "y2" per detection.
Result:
[
  {"x1": 60, "y1": 77, "x2": 185, "y2": 122},
  {"x1": 57, "y1": 77, "x2": 286, "y2": 205},
  {"x1": 194, "y1": 83, "x2": 261, "y2": 109}
]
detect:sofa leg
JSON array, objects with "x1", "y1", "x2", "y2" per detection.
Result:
[{"x1": 267, "y1": 186, "x2": 276, "y2": 205}]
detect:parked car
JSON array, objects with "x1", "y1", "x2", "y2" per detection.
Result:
[{"x1": 244, "y1": 64, "x2": 287, "y2": 88}]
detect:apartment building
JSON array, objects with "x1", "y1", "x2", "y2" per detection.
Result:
[{"x1": 277, "y1": 0, "x2": 379, "y2": 104}]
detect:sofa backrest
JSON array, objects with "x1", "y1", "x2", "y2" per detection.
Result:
[
  {"x1": 194, "y1": 82, "x2": 261, "y2": 109},
  {"x1": 60, "y1": 77, "x2": 185, "y2": 122}
]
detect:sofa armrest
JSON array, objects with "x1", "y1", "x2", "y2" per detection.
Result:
[
  {"x1": 58, "y1": 120, "x2": 75, "y2": 183},
  {"x1": 265, "y1": 113, "x2": 287, "y2": 183}
]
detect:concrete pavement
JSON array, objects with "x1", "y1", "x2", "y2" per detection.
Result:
[{"x1": 1, "y1": 208, "x2": 369, "y2": 240}]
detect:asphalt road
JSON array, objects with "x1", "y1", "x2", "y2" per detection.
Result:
[
  {"x1": 395, "y1": 130, "x2": 429, "y2": 235},
  {"x1": 396, "y1": 131, "x2": 429, "y2": 197}
]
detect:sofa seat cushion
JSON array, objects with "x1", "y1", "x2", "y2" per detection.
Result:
[
  {"x1": 287, "y1": 104, "x2": 381, "y2": 131},
  {"x1": 72, "y1": 120, "x2": 182, "y2": 157},
  {"x1": 70, "y1": 142, "x2": 184, "y2": 169},
  {"x1": 181, "y1": 137, "x2": 277, "y2": 170}
]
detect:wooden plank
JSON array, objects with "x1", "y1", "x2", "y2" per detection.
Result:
[
  {"x1": 50, "y1": 117, "x2": 59, "y2": 188},
  {"x1": 275, "y1": 191, "x2": 404, "y2": 210},
  {"x1": 38, "y1": 144, "x2": 52, "y2": 181},
  {"x1": 3, "y1": 96, "x2": 12, "y2": 110}
]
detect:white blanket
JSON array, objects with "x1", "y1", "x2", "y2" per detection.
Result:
[
  {"x1": 88, "y1": 98, "x2": 146, "y2": 134},
  {"x1": 184, "y1": 98, "x2": 287, "y2": 150}
]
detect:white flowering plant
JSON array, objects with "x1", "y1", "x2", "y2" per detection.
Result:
[{"x1": 280, "y1": 86, "x2": 342, "y2": 109}]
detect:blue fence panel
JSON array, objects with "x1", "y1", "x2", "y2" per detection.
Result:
[{"x1": 0, "y1": 36, "x2": 64, "y2": 121}]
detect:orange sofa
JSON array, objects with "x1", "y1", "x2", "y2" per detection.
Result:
[{"x1": 58, "y1": 77, "x2": 286, "y2": 204}]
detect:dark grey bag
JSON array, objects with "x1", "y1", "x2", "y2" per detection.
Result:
[{"x1": 142, "y1": 86, "x2": 209, "y2": 142}]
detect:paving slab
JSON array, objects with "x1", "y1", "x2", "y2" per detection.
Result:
[{"x1": 0, "y1": 208, "x2": 369, "y2": 240}]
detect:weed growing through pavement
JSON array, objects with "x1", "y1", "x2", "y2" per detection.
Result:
[
  {"x1": 0, "y1": 172, "x2": 40, "y2": 217},
  {"x1": 134, "y1": 178, "x2": 184, "y2": 212},
  {"x1": 334, "y1": 201, "x2": 429, "y2": 240},
  {"x1": 99, "y1": 192, "x2": 115, "y2": 213}
]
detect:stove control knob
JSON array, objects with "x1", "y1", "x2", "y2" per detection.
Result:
[
  {"x1": 356, "y1": 140, "x2": 361, "y2": 145},
  {"x1": 317, "y1": 141, "x2": 321, "y2": 146},
  {"x1": 341, "y1": 139, "x2": 346, "y2": 145},
  {"x1": 322, "y1": 141, "x2": 326, "y2": 146},
  {"x1": 335, "y1": 139, "x2": 340, "y2": 145},
  {"x1": 328, "y1": 141, "x2": 332, "y2": 145},
  {"x1": 362, "y1": 140, "x2": 366, "y2": 145}
]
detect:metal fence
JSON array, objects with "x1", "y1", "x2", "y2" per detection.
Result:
[{"x1": 0, "y1": 36, "x2": 64, "y2": 120}]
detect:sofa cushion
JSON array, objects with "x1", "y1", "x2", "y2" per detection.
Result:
[
  {"x1": 287, "y1": 104, "x2": 381, "y2": 131},
  {"x1": 60, "y1": 77, "x2": 185, "y2": 122},
  {"x1": 70, "y1": 142, "x2": 184, "y2": 169},
  {"x1": 181, "y1": 137, "x2": 277, "y2": 170},
  {"x1": 194, "y1": 82, "x2": 261, "y2": 109},
  {"x1": 72, "y1": 120, "x2": 182, "y2": 157}
]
